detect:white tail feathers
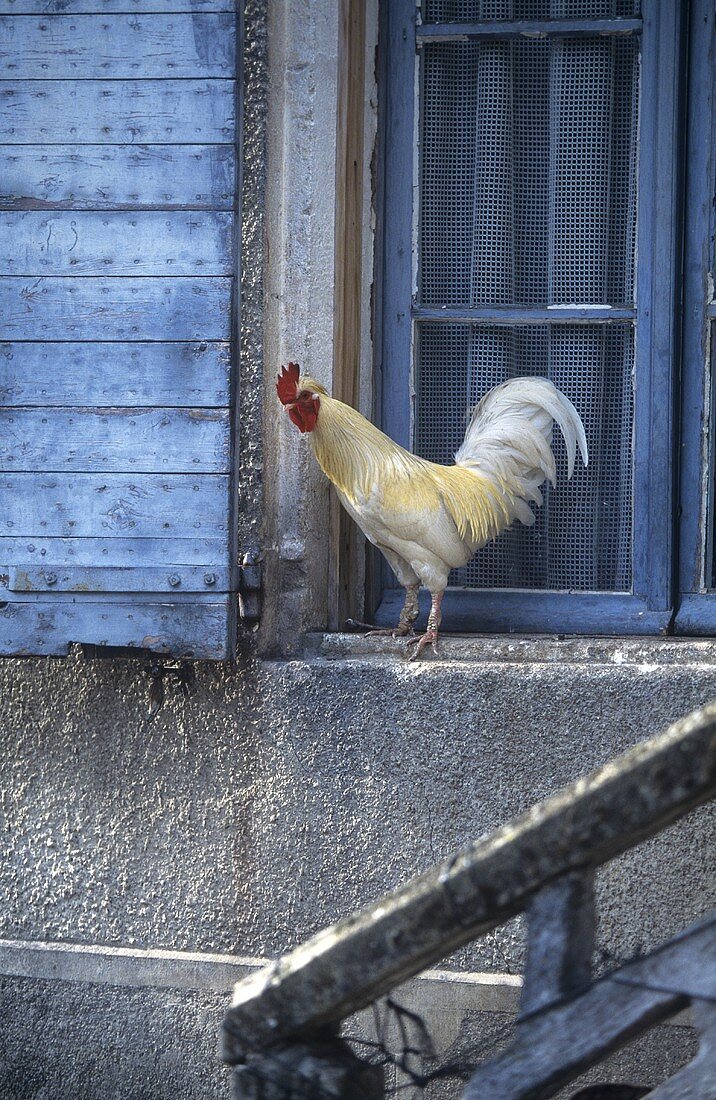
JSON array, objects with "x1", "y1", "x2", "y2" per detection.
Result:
[{"x1": 454, "y1": 377, "x2": 588, "y2": 528}]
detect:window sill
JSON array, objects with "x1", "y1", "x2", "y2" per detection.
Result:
[{"x1": 304, "y1": 632, "x2": 716, "y2": 667}]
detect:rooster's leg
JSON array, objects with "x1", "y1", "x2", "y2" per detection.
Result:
[
  {"x1": 366, "y1": 583, "x2": 420, "y2": 638},
  {"x1": 407, "y1": 590, "x2": 443, "y2": 660}
]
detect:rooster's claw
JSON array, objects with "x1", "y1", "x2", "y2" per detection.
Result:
[
  {"x1": 367, "y1": 625, "x2": 415, "y2": 639},
  {"x1": 406, "y1": 630, "x2": 439, "y2": 660},
  {"x1": 344, "y1": 618, "x2": 415, "y2": 638}
]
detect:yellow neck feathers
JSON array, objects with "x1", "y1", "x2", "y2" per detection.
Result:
[
  {"x1": 310, "y1": 391, "x2": 414, "y2": 500},
  {"x1": 305, "y1": 384, "x2": 512, "y2": 548}
]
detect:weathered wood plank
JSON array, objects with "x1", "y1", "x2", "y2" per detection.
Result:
[
  {"x1": 1, "y1": 1, "x2": 236, "y2": 11},
  {"x1": 6, "y1": 563, "x2": 229, "y2": 592},
  {"x1": 1, "y1": 473, "x2": 229, "y2": 537},
  {"x1": 0, "y1": 407, "x2": 230, "y2": 472},
  {"x1": 612, "y1": 915, "x2": 716, "y2": 1002},
  {"x1": 464, "y1": 916, "x2": 716, "y2": 1099},
  {"x1": 0, "y1": 597, "x2": 231, "y2": 658},
  {"x1": 0, "y1": 144, "x2": 235, "y2": 210},
  {"x1": 0, "y1": 211, "x2": 233, "y2": 275},
  {"x1": 0, "y1": 277, "x2": 232, "y2": 339},
  {"x1": 0, "y1": 15, "x2": 235, "y2": 79},
  {"x1": 0, "y1": 341, "x2": 231, "y2": 406},
  {"x1": 0, "y1": 81, "x2": 235, "y2": 144},
  {"x1": 463, "y1": 975, "x2": 686, "y2": 1099},
  {"x1": 520, "y1": 871, "x2": 595, "y2": 1019},
  {"x1": 0, "y1": 536, "x2": 228, "y2": 566}
]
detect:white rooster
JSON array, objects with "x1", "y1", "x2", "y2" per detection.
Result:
[{"x1": 277, "y1": 362, "x2": 588, "y2": 657}]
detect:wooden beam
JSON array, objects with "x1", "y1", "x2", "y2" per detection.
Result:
[
  {"x1": 329, "y1": 0, "x2": 367, "y2": 630},
  {"x1": 520, "y1": 870, "x2": 595, "y2": 1019},
  {"x1": 223, "y1": 703, "x2": 716, "y2": 1060},
  {"x1": 464, "y1": 915, "x2": 715, "y2": 1099}
]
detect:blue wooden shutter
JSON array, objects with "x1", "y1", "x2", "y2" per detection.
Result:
[
  {"x1": 377, "y1": 0, "x2": 681, "y2": 635},
  {"x1": 0, "y1": 0, "x2": 240, "y2": 658}
]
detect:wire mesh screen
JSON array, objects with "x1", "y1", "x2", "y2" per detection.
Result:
[
  {"x1": 419, "y1": 36, "x2": 639, "y2": 305},
  {"x1": 422, "y1": 1, "x2": 640, "y2": 21},
  {"x1": 415, "y1": 323, "x2": 634, "y2": 591},
  {"x1": 414, "y1": 14, "x2": 639, "y2": 595}
]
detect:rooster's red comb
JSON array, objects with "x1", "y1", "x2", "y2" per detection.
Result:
[{"x1": 276, "y1": 362, "x2": 300, "y2": 405}]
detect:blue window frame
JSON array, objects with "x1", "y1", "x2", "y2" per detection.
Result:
[
  {"x1": 676, "y1": 0, "x2": 716, "y2": 634},
  {"x1": 375, "y1": 0, "x2": 685, "y2": 635}
]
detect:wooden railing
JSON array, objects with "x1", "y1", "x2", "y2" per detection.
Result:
[{"x1": 222, "y1": 704, "x2": 716, "y2": 1098}]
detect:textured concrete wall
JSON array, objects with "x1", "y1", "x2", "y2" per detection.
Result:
[
  {"x1": 0, "y1": 976, "x2": 231, "y2": 1100},
  {"x1": 0, "y1": 976, "x2": 696, "y2": 1100},
  {"x1": 1, "y1": 639, "x2": 715, "y2": 1097}
]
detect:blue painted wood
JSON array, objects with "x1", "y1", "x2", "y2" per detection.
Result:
[
  {"x1": 0, "y1": 14, "x2": 235, "y2": 79},
  {"x1": 375, "y1": 0, "x2": 417, "y2": 639},
  {"x1": 375, "y1": 588, "x2": 672, "y2": 637},
  {"x1": 1, "y1": 473, "x2": 229, "y2": 537},
  {"x1": 0, "y1": 277, "x2": 232, "y2": 340},
  {"x1": 1, "y1": 1, "x2": 236, "y2": 10},
  {"x1": 674, "y1": 594, "x2": 716, "y2": 635},
  {"x1": 0, "y1": 144, "x2": 235, "y2": 210},
  {"x1": 1, "y1": 4, "x2": 240, "y2": 658},
  {"x1": 225, "y1": 0, "x2": 242, "y2": 641},
  {"x1": 378, "y1": 0, "x2": 680, "y2": 634},
  {"x1": 381, "y1": 0, "x2": 416, "y2": 458},
  {"x1": 416, "y1": 18, "x2": 642, "y2": 39},
  {"x1": 0, "y1": 80, "x2": 235, "y2": 144},
  {"x1": 7, "y1": 563, "x2": 230, "y2": 592},
  {"x1": 631, "y1": 0, "x2": 684, "y2": 616},
  {"x1": 0, "y1": 212, "x2": 233, "y2": 275},
  {"x1": 0, "y1": 407, "x2": 230, "y2": 473},
  {"x1": 0, "y1": 599, "x2": 232, "y2": 658},
  {"x1": 0, "y1": 341, "x2": 230, "y2": 406},
  {"x1": 414, "y1": 306, "x2": 636, "y2": 324},
  {"x1": 674, "y1": 0, "x2": 716, "y2": 633},
  {"x1": 0, "y1": 536, "x2": 228, "y2": 566}
]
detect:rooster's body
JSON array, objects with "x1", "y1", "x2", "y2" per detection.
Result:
[{"x1": 277, "y1": 363, "x2": 588, "y2": 657}]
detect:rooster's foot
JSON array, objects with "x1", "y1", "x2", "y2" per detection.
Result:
[
  {"x1": 344, "y1": 618, "x2": 414, "y2": 637},
  {"x1": 406, "y1": 629, "x2": 439, "y2": 660},
  {"x1": 367, "y1": 624, "x2": 415, "y2": 639}
]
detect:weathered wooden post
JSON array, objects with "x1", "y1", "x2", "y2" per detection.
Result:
[
  {"x1": 230, "y1": 1032, "x2": 384, "y2": 1099},
  {"x1": 223, "y1": 704, "x2": 716, "y2": 1098}
]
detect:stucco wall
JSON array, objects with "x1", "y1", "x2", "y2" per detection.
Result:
[
  {"x1": 0, "y1": 977, "x2": 230, "y2": 1100},
  {"x1": 1, "y1": 638, "x2": 715, "y2": 1096},
  {"x1": 2, "y1": 640, "x2": 715, "y2": 965}
]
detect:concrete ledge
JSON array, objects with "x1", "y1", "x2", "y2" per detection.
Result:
[
  {"x1": 0, "y1": 939, "x2": 259, "y2": 993},
  {"x1": 0, "y1": 938, "x2": 692, "y2": 1029},
  {"x1": 0, "y1": 939, "x2": 520, "y2": 1006},
  {"x1": 306, "y1": 632, "x2": 716, "y2": 666},
  {"x1": 0, "y1": 939, "x2": 520, "y2": 1011}
]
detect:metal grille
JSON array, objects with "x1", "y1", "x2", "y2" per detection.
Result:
[
  {"x1": 414, "y1": 12, "x2": 639, "y2": 595},
  {"x1": 422, "y1": 1, "x2": 640, "y2": 21},
  {"x1": 419, "y1": 36, "x2": 639, "y2": 305},
  {"x1": 415, "y1": 323, "x2": 634, "y2": 591}
]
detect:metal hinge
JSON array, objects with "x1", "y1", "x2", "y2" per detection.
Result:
[{"x1": 238, "y1": 550, "x2": 261, "y2": 623}]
